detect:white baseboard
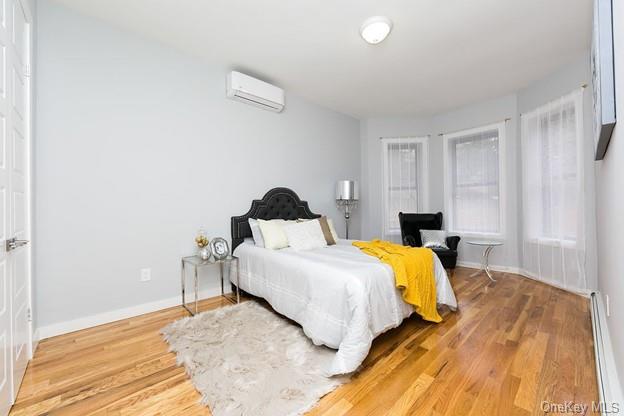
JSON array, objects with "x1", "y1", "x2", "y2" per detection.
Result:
[
  {"x1": 517, "y1": 269, "x2": 592, "y2": 297},
  {"x1": 37, "y1": 287, "x2": 223, "y2": 340},
  {"x1": 590, "y1": 292, "x2": 624, "y2": 412},
  {"x1": 456, "y1": 260, "x2": 522, "y2": 275},
  {"x1": 31, "y1": 328, "x2": 40, "y2": 358},
  {"x1": 456, "y1": 261, "x2": 592, "y2": 297}
]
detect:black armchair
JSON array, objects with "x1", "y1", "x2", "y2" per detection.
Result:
[{"x1": 398, "y1": 212, "x2": 460, "y2": 270}]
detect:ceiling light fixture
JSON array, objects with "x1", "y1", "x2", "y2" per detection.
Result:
[{"x1": 360, "y1": 16, "x2": 393, "y2": 45}]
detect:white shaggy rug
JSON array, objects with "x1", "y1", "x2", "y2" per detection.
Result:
[{"x1": 161, "y1": 301, "x2": 349, "y2": 416}]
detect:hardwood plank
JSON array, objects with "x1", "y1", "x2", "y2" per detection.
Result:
[
  {"x1": 383, "y1": 373, "x2": 434, "y2": 416},
  {"x1": 10, "y1": 268, "x2": 599, "y2": 416},
  {"x1": 322, "y1": 399, "x2": 352, "y2": 416},
  {"x1": 513, "y1": 331, "x2": 550, "y2": 411}
]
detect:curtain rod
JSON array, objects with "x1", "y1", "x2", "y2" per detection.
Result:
[
  {"x1": 518, "y1": 84, "x2": 587, "y2": 117},
  {"x1": 377, "y1": 83, "x2": 586, "y2": 138},
  {"x1": 378, "y1": 134, "x2": 431, "y2": 140},
  {"x1": 437, "y1": 118, "x2": 511, "y2": 137},
  {"x1": 438, "y1": 83, "x2": 586, "y2": 135}
]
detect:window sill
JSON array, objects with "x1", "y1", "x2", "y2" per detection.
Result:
[
  {"x1": 384, "y1": 230, "x2": 402, "y2": 236},
  {"x1": 525, "y1": 238, "x2": 576, "y2": 249},
  {"x1": 448, "y1": 231, "x2": 505, "y2": 241}
]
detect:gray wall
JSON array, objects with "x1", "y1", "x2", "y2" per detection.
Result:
[
  {"x1": 430, "y1": 94, "x2": 519, "y2": 269},
  {"x1": 359, "y1": 54, "x2": 595, "y2": 279},
  {"x1": 35, "y1": 1, "x2": 360, "y2": 328},
  {"x1": 595, "y1": 0, "x2": 624, "y2": 391},
  {"x1": 35, "y1": 0, "x2": 605, "y2": 339},
  {"x1": 360, "y1": 116, "x2": 431, "y2": 240}
]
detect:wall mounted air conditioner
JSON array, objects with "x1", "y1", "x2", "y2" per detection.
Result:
[{"x1": 226, "y1": 71, "x2": 285, "y2": 112}]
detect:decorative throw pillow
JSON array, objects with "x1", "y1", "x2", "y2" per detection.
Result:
[
  {"x1": 257, "y1": 219, "x2": 290, "y2": 250},
  {"x1": 420, "y1": 229, "x2": 449, "y2": 249},
  {"x1": 318, "y1": 216, "x2": 336, "y2": 245},
  {"x1": 283, "y1": 219, "x2": 328, "y2": 251},
  {"x1": 327, "y1": 218, "x2": 339, "y2": 241},
  {"x1": 248, "y1": 218, "x2": 265, "y2": 247}
]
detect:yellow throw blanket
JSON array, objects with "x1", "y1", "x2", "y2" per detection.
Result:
[{"x1": 352, "y1": 239, "x2": 442, "y2": 323}]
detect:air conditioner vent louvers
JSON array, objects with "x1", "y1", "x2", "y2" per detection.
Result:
[{"x1": 234, "y1": 93, "x2": 283, "y2": 110}]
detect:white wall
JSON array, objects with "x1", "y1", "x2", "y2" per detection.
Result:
[
  {"x1": 595, "y1": 0, "x2": 624, "y2": 392},
  {"x1": 359, "y1": 54, "x2": 595, "y2": 282},
  {"x1": 35, "y1": 1, "x2": 360, "y2": 330}
]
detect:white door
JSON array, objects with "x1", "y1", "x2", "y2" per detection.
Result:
[
  {"x1": 0, "y1": 0, "x2": 32, "y2": 414},
  {"x1": 9, "y1": 0, "x2": 31, "y2": 401},
  {"x1": 0, "y1": 1, "x2": 11, "y2": 413}
]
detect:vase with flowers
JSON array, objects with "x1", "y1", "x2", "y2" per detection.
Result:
[{"x1": 195, "y1": 228, "x2": 211, "y2": 261}]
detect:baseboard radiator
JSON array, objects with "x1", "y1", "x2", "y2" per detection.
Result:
[{"x1": 590, "y1": 292, "x2": 623, "y2": 414}]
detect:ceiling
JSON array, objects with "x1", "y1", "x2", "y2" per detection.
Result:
[{"x1": 51, "y1": 0, "x2": 593, "y2": 118}]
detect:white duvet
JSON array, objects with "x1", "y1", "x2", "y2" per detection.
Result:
[{"x1": 232, "y1": 239, "x2": 457, "y2": 376}]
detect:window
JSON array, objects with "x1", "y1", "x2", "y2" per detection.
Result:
[
  {"x1": 520, "y1": 89, "x2": 588, "y2": 291},
  {"x1": 443, "y1": 122, "x2": 505, "y2": 235},
  {"x1": 521, "y1": 91, "x2": 581, "y2": 243},
  {"x1": 381, "y1": 137, "x2": 428, "y2": 240}
]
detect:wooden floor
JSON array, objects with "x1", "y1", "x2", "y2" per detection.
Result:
[{"x1": 10, "y1": 268, "x2": 598, "y2": 415}]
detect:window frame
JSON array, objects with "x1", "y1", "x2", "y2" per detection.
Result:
[
  {"x1": 381, "y1": 136, "x2": 429, "y2": 237},
  {"x1": 442, "y1": 121, "x2": 506, "y2": 238}
]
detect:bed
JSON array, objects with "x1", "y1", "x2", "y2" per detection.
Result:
[{"x1": 231, "y1": 187, "x2": 457, "y2": 375}]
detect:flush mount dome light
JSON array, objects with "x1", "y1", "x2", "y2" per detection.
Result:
[{"x1": 360, "y1": 16, "x2": 393, "y2": 44}]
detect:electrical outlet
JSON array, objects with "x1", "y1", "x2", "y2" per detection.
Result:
[
  {"x1": 606, "y1": 294, "x2": 610, "y2": 317},
  {"x1": 140, "y1": 268, "x2": 151, "y2": 282}
]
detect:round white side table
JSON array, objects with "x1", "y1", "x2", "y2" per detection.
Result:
[{"x1": 466, "y1": 240, "x2": 503, "y2": 282}]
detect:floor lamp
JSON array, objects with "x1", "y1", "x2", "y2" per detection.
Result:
[{"x1": 336, "y1": 180, "x2": 359, "y2": 239}]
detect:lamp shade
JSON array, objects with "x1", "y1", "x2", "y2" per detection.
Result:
[{"x1": 336, "y1": 180, "x2": 359, "y2": 201}]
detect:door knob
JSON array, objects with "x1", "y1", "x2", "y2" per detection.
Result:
[{"x1": 5, "y1": 237, "x2": 29, "y2": 252}]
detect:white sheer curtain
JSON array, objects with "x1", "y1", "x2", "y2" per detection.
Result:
[
  {"x1": 521, "y1": 89, "x2": 588, "y2": 291},
  {"x1": 445, "y1": 124, "x2": 503, "y2": 235},
  {"x1": 382, "y1": 138, "x2": 427, "y2": 242}
]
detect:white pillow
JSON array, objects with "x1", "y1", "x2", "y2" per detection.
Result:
[
  {"x1": 327, "y1": 218, "x2": 339, "y2": 241},
  {"x1": 283, "y1": 220, "x2": 328, "y2": 251},
  {"x1": 248, "y1": 218, "x2": 265, "y2": 247},
  {"x1": 257, "y1": 219, "x2": 290, "y2": 250}
]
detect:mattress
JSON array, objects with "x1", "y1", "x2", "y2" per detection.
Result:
[{"x1": 232, "y1": 239, "x2": 457, "y2": 375}]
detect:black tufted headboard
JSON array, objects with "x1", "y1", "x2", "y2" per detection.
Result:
[{"x1": 231, "y1": 187, "x2": 321, "y2": 251}]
